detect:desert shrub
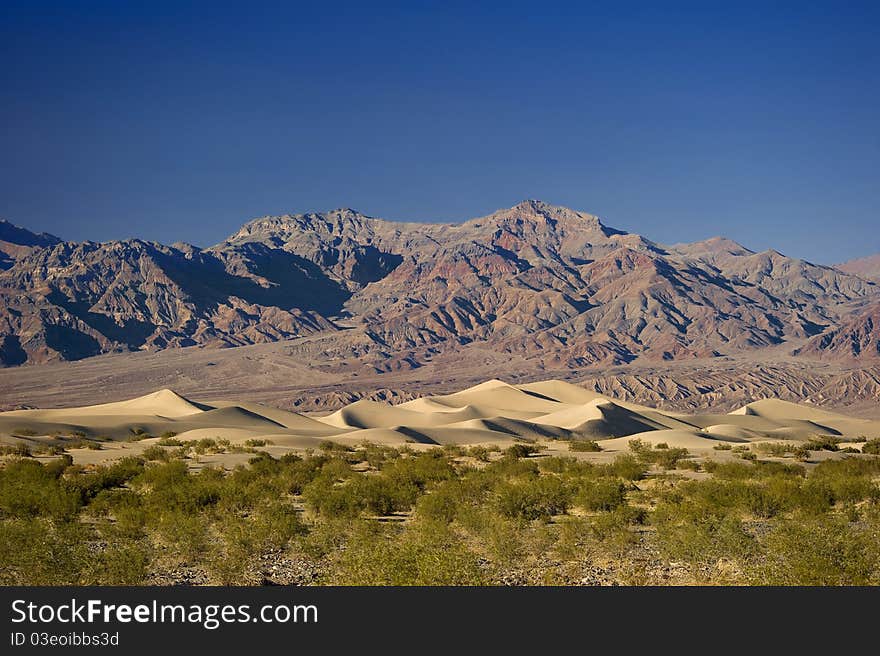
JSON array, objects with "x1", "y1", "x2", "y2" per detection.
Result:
[
  {"x1": 0, "y1": 443, "x2": 32, "y2": 457},
  {"x1": 804, "y1": 435, "x2": 842, "y2": 452},
  {"x1": 132, "y1": 461, "x2": 221, "y2": 513},
  {"x1": 702, "y1": 459, "x2": 804, "y2": 481},
  {"x1": 809, "y1": 457, "x2": 880, "y2": 505},
  {"x1": 87, "y1": 541, "x2": 151, "y2": 585},
  {"x1": 576, "y1": 479, "x2": 627, "y2": 512},
  {"x1": 302, "y1": 476, "x2": 363, "y2": 518},
  {"x1": 753, "y1": 516, "x2": 880, "y2": 585},
  {"x1": 244, "y1": 438, "x2": 272, "y2": 447},
  {"x1": 569, "y1": 439, "x2": 602, "y2": 452},
  {"x1": 156, "y1": 436, "x2": 183, "y2": 447},
  {"x1": 653, "y1": 447, "x2": 690, "y2": 469},
  {"x1": 713, "y1": 443, "x2": 732, "y2": 450},
  {"x1": 628, "y1": 439, "x2": 651, "y2": 455},
  {"x1": 349, "y1": 474, "x2": 418, "y2": 516},
  {"x1": 0, "y1": 459, "x2": 82, "y2": 519},
  {"x1": 65, "y1": 438, "x2": 103, "y2": 451},
  {"x1": 416, "y1": 477, "x2": 489, "y2": 524},
  {"x1": 34, "y1": 444, "x2": 67, "y2": 456},
  {"x1": 626, "y1": 440, "x2": 689, "y2": 469},
  {"x1": 504, "y1": 443, "x2": 542, "y2": 459},
  {"x1": 485, "y1": 453, "x2": 540, "y2": 478},
  {"x1": 319, "y1": 440, "x2": 353, "y2": 454},
  {"x1": 250, "y1": 501, "x2": 306, "y2": 548},
  {"x1": 381, "y1": 451, "x2": 456, "y2": 491},
  {"x1": 756, "y1": 442, "x2": 794, "y2": 457},
  {"x1": 354, "y1": 443, "x2": 401, "y2": 468},
  {"x1": 333, "y1": 520, "x2": 486, "y2": 585},
  {"x1": 0, "y1": 518, "x2": 91, "y2": 584},
  {"x1": 862, "y1": 438, "x2": 880, "y2": 455},
  {"x1": 64, "y1": 457, "x2": 145, "y2": 502},
  {"x1": 601, "y1": 454, "x2": 647, "y2": 481},
  {"x1": 496, "y1": 476, "x2": 572, "y2": 520},
  {"x1": 285, "y1": 455, "x2": 329, "y2": 494},
  {"x1": 652, "y1": 500, "x2": 757, "y2": 564},
  {"x1": 467, "y1": 445, "x2": 491, "y2": 462},
  {"x1": 416, "y1": 484, "x2": 461, "y2": 523},
  {"x1": 140, "y1": 445, "x2": 169, "y2": 462},
  {"x1": 190, "y1": 438, "x2": 230, "y2": 454},
  {"x1": 127, "y1": 428, "x2": 152, "y2": 441},
  {"x1": 797, "y1": 479, "x2": 836, "y2": 514},
  {"x1": 589, "y1": 504, "x2": 646, "y2": 547}
]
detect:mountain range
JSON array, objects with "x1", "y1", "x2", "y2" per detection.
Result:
[{"x1": 1, "y1": 201, "x2": 879, "y2": 370}]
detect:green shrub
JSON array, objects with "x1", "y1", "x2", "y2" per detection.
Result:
[
  {"x1": 496, "y1": 476, "x2": 572, "y2": 520},
  {"x1": 861, "y1": 438, "x2": 880, "y2": 455},
  {"x1": 156, "y1": 436, "x2": 183, "y2": 447},
  {"x1": 569, "y1": 439, "x2": 602, "y2": 452},
  {"x1": 0, "y1": 518, "x2": 91, "y2": 584},
  {"x1": 754, "y1": 516, "x2": 880, "y2": 585},
  {"x1": 467, "y1": 446, "x2": 491, "y2": 462},
  {"x1": 140, "y1": 445, "x2": 169, "y2": 462},
  {"x1": 319, "y1": 440, "x2": 353, "y2": 453},
  {"x1": 601, "y1": 454, "x2": 647, "y2": 481},
  {"x1": 756, "y1": 442, "x2": 794, "y2": 457},
  {"x1": 504, "y1": 443, "x2": 542, "y2": 458},
  {"x1": 652, "y1": 500, "x2": 757, "y2": 564},
  {"x1": 333, "y1": 520, "x2": 486, "y2": 585},
  {"x1": 0, "y1": 459, "x2": 82, "y2": 519},
  {"x1": 804, "y1": 435, "x2": 842, "y2": 452},
  {"x1": 0, "y1": 443, "x2": 32, "y2": 457},
  {"x1": 576, "y1": 479, "x2": 627, "y2": 512}
]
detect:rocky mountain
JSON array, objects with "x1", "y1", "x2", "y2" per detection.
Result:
[
  {"x1": 1, "y1": 201, "x2": 878, "y2": 368},
  {"x1": 838, "y1": 254, "x2": 880, "y2": 282},
  {"x1": 796, "y1": 302, "x2": 880, "y2": 360},
  {"x1": 0, "y1": 219, "x2": 61, "y2": 270}
]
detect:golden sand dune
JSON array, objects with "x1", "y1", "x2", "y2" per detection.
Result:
[
  {"x1": 2, "y1": 380, "x2": 880, "y2": 464},
  {"x1": 1, "y1": 389, "x2": 207, "y2": 419},
  {"x1": 601, "y1": 429, "x2": 750, "y2": 451}
]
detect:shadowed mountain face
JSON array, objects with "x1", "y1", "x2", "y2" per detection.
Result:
[{"x1": 1, "y1": 201, "x2": 877, "y2": 367}]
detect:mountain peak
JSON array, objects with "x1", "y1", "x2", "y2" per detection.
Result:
[{"x1": 0, "y1": 219, "x2": 62, "y2": 247}]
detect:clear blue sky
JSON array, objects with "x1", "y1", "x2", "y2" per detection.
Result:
[{"x1": 2, "y1": 1, "x2": 878, "y2": 263}]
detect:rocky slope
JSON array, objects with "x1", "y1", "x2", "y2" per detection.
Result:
[
  {"x1": 796, "y1": 302, "x2": 880, "y2": 360},
  {"x1": 838, "y1": 254, "x2": 880, "y2": 282},
  {"x1": 1, "y1": 201, "x2": 878, "y2": 367},
  {"x1": 0, "y1": 219, "x2": 61, "y2": 270}
]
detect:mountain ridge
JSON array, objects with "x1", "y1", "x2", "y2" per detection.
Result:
[{"x1": 1, "y1": 201, "x2": 877, "y2": 368}]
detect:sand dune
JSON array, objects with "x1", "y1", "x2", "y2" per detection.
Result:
[
  {"x1": 601, "y1": 429, "x2": 748, "y2": 451},
  {"x1": 3, "y1": 378, "x2": 880, "y2": 464},
  {"x1": 1, "y1": 389, "x2": 207, "y2": 419}
]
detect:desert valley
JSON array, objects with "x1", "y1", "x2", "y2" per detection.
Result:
[{"x1": 2, "y1": 202, "x2": 880, "y2": 586}]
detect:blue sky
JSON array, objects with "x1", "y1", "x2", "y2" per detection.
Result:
[{"x1": 1, "y1": 1, "x2": 878, "y2": 263}]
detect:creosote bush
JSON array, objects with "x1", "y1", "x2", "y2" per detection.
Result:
[
  {"x1": 569, "y1": 439, "x2": 602, "y2": 452},
  {"x1": 2, "y1": 439, "x2": 880, "y2": 586}
]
